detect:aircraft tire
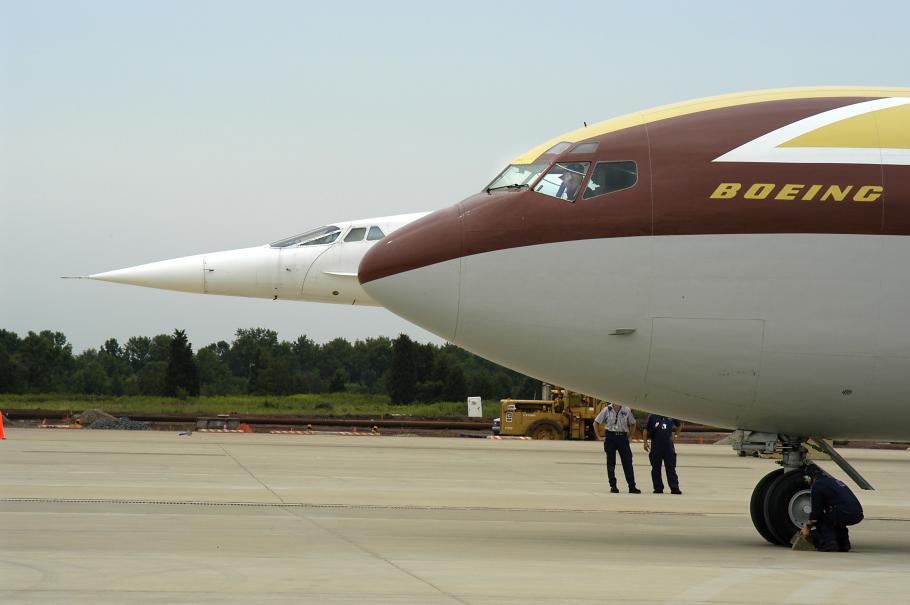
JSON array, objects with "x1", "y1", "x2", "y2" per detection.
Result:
[
  {"x1": 750, "y1": 468, "x2": 784, "y2": 545},
  {"x1": 527, "y1": 420, "x2": 564, "y2": 440},
  {"x1": 763, "y1": 470, "x2": 812, "y2": 546}
]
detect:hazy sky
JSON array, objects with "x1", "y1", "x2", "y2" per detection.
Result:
[{"x1": 2, "y1": 0, "x2": 907, "y2": 352}]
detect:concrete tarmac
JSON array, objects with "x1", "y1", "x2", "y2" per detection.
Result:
[{"x1": 1, "y1": 429, "x2": 909, "y2": 604}]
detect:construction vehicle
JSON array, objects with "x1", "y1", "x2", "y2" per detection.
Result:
[{"x1": 495, "y1": 385, "x2": 611, "y2": 440}]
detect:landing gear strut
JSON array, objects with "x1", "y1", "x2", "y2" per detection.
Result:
[{"x1": 733, "y1": 431, "x2": 873, "y2": 546}]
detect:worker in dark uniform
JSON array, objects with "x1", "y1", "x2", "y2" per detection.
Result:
[
  {"x1": 799, "y1": 464, "x2": 864, "y2": 552},
  {"x1": 643, "y1": 414, "x2": 682, "y2": 494},
  {"x1": 593, "y1": 403, "x2": 640, "y2": 494}
]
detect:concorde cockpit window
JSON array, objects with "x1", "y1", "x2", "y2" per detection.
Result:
[
  {"x1": 533, "y1": 162, "x2": 590, "y2": 202},
  {"x1": 344, "y1": 227, "x2": 367, "y2": 242},
  {"x1": 302, "y1": 230, "x2": 341, "y2": 245},
  {"x1": 583, "y1": 161, "x2": 638, "y2": 199},
  {"x1": 485, "y1": 163, "x2": 548, "y2": 192},
  {"x1": 270, "y1": 225, "x2": 341, "y2": 248},
  {"x1": 366, "y1": 226, "x2": 385, "y2": 240}
]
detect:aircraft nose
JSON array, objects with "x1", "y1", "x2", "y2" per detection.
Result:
[
  {"x1": 87, "y1": 254, "x2": 205, "y2": 293},
  {"x1": 359, "y1": 205, "x2": 464, "y2": 340},
  {"x1": 359, "y1": 205, "x2": 464, "y2": 285}
]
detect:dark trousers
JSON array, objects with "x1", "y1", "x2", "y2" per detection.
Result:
[
  {"x1": 604, "y1": 432, "x2": 636, "y2": 488},
  {"x1": 649, "y1": 443, "x2": 679, "y2": 492},
  {"x1": 811, "y1": 507, "x2": 863, "y2": 552}
]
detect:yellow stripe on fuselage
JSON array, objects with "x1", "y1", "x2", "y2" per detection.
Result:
[
  {"x1": 511, "y1": 87, "x2": 910, "y2": 165},
  {"x1": 781, "y1": 102, "x2": 910, "y2": 149}
]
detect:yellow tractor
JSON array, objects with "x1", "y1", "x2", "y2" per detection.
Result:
[{"x1": 496, "y1": 386, "x2": 609, "y2": 440}]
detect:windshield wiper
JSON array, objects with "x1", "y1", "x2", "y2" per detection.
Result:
[{"x1": 486, "y1": 183, "x2": 529, "y2": 194}]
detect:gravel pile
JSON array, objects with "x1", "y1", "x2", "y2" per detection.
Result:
[
  {"x1": 87, "y1": 417, "x2": 151, "y2": 431},
  {"x1": 78, "y1": 409, "x2": 116, "y2": 425}
]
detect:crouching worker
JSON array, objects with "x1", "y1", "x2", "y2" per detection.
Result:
[{"x1": 799, "y1": 464, "x2": 864, "y2": 552}]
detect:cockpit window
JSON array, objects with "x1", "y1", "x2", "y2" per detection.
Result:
[
  {"x1": 545, "y1": 141, "x2": 573, "y2": 154},
  {"x1": 367, "y1": 226, "x2": 385, "y2": 240},
  {"x1": 302, "y1": 231, "x2": 341, "y2": 246},
  {"x1": 571, "y1": 142, "x2": 599, "y2": 154},
  {"x1": 344, "y1": 227, "x2": 367, "y2": 242},
  {"x1": 486, "y1": 163, "x2": 548, "y2": 192},
  {"x1": 533, "y1": 162, "x2": 590, "y2": 202},
  {"x1": 583, "y1": 161, "x2": 638, "y2": 199},
  {"x1": 270, "y1": 225, "x2": 341, "y2": 248}
]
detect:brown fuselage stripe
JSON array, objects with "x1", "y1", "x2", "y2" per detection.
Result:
[{"x1": 360, "y1": 97, "x2": 908, "y2": 284}]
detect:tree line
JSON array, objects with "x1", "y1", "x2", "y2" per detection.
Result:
[{"x1": 0, "y1": 328, "x2": 540, "y2": 403}]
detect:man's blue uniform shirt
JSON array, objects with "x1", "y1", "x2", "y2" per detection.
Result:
[{"x1": 646, "y1": 415, "x2": 680, "y2": 445}]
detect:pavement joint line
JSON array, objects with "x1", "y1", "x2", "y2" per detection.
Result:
[
  {"x1": 2, "y1": 498, "x2": 909, "y2": 522},
  {"x1": 0, "y1": 497, "x2": 736, "y2": 515},
  {"x1": 217, "y1": 444, "x2": 286, "y2": 504},
  {"x1": 0, "y1": 589, "x2": 466, "y2": 598},
  {"x1": 0, "y1": 497, "x2": 610, "y2": 511},
  {"x1": 280, "y1": 507, "x2": 470, "y2": 605},
  {"x1": 557, "y1": 461, "x2": 748, "y2": 469},
  {"x1": 22, "y1": 450, "x2": 225, "y2": 456}
]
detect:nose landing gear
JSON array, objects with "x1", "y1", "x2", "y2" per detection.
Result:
[
  {"x1": 734, "y1": 431, "x2": 873, "y2": 546},
  {"x1": 743, "y1": 436, "x2": 812, "y2": 545}
]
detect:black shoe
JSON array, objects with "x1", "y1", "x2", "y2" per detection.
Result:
[
  {"x1": 610, "y1": 486, "x2": 619, "y2": 494},
  {"x1": 671, "y1": 489, "x2": 682, "y2": 495},
  {"x1": 629, "y1": 487, "x2": 641, "y2": 494},
  {"x1": 838, "y1": 538, "x2": 851, "y2": 552},
  {"x1": 653, "y1": 489, "x2": 664, "y2": 494}
]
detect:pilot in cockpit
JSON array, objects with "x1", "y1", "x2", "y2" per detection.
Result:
[{"x1": 556, "y1": 169, "x2": 582, "y2": 200}]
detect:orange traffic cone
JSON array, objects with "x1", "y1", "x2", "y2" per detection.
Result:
[{"x1": 0, "y1": 410, "x2": 6, "y2": 440}]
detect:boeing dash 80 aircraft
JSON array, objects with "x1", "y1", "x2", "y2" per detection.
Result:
[
  {"x1": 84, "y1": 87, "x2": 910, "y2": 546},
  {"x1": 357, "y1": 86, "x2": 910, "y2": 545}
]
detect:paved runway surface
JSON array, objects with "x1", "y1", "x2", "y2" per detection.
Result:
[{"x1": 1, "y1": 429, "x2": 909, "y2": 604}]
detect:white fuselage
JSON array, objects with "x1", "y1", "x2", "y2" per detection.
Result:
[{"x1": 362, "y1": 233, "x2": 910, "y2": 440}]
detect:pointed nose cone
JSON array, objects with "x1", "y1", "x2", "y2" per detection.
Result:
[
  {"x1": 358, "y1": 205, "x2": 465, "y2": 286},
  {"x1": 359, "y1": 205, "x2": 464, "y2": 340},
  {"x1": 89, "y1": 254, "x2": 205, "y2": 293}
]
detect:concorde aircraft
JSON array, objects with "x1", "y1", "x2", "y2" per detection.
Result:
[
  {"x1": 83, "y1": 87, "x2": 910, "y2": 546},
  {"x1": 81, "y1": 212, "x2": 427, "y2": 304}
]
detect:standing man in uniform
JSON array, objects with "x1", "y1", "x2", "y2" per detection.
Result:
[
  {"x1": 593, "y1": 402, "x2": 640, "y2": 493},
  {"x1": 643, "y1": 414, "x2": 682, "y2": 494},
  {"x1": 799, "y1": 464, "x2": 864, "y2": 552}
]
